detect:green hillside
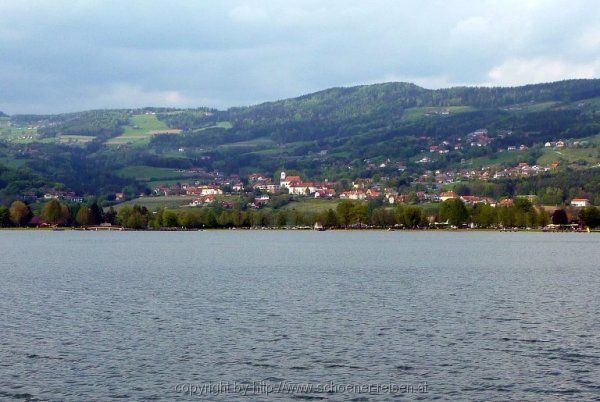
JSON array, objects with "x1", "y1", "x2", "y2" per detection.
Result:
[{"x1": 1, "y1": 80, "x2": 599, "y2": 203}]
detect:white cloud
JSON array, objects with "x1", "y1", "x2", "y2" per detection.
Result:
[
  {"x1": 85, "y1": 84, "x2": 216, "y2": 111},
  {"x1": 487, "y1": 58, "x2": 599, "y2": 86},
  {"x1": 576, "y1": 26, "x2": 600, "y2": 53}
]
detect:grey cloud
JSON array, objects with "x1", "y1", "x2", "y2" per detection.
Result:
[{"x1": 0, "y1": 0, "x2": 598, "y2": 114}]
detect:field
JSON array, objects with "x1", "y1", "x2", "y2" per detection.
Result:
[
  {"x1": 106, "y1": 114, "x2": 182, "y2": 145},
  {"x1": 217, "y1": 136, "x2": 275, "y2": 150},
  {"x1": 281, "y1": 198, "x2": 340, "y2": 214},
  {"x1": 57, "y1": 134, "x2": 95, "y2": 144},
  {"x1": 0, "y1": 157, "x2": 32, "y2": 169},
  {"x1": 537, "y1": 147, "x2": 600, "y2": 165},
  {"x1": 195, "y1": 121, "x2": 233, "y2": 131},
  {"x1": 461, "y1": 149, "x2": 534, "y2": 169},
  {"x1": 401, "y1": 106, "x2": 476, "y2": 122},
  {"x1": 114, "y1": 194, "x2": 242, "y2": 210},
  {"x1": 113, "y1": 195, "x2": 198, "y2": 210},
  {"x1": 0, "y1": 119, "x2": 41, "y2": 143}
]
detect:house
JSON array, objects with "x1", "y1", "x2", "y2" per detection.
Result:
[
  {"x1": 28, "y1": 216, "x2": 50, "y2": 228},
  {"x1": 439, "y1": 191, "x2": 457, "y2": 202},
  {"x1": 248, "y1": 173, "x2": 270, "y2": 182},
  {"x1": 186, "y1": 185, "x2": 223, "y2": 196},
  {"x1": 556, "y1": 140, "x2": 565, "y2": 148},
  {"x1": 339, "y1": 190, "x2": 367, "y2": 200},
  {"x1": 314, "y1": 188, "x2": 335, "y2": 198},
  {"x1": 189, "y1": 196, "x2": 216, "y2": 206},
  {"x1": 571, "y1": 198, "x2": 591, "y2": 207},
  {"x1": 366, "y1": 189, "x2": 381, "y2": 199},
  {"x1": 254, "y1": 195, "x2": 270, "y2": 206},
  {"x1": 115, "y1": 192, "x2": 124, "y2": 201},
  {"x1": 265, "y1": 184, "x2": 281, "y2": 194}
]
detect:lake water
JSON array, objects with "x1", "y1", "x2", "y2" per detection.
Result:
[{"x1": 1, "y1": 231, "x2": 599, "y2": 401}]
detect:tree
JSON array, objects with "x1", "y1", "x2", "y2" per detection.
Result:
[
  {"x1": 217, "y1": 211, "x2": 231, "y2": 227},
  {"x1": 551, "y1": 209, "x2": 569, "y2": 225},
  {"x1": 42, "y1": 199, "x2": 63, "y2": 225},
  {"x1": 404, "y1": 205, "x2": 425, "y2": 228},
  {"x1": 60, "y1": 204, "x2": 71, "y2": 226},
  {"x1": 202, "y1": 209, "x2": 218, "y2": 228},
  {"x1": 322, "y1": 209, "x2": 338, "y2": 228},
  {"x1": 10, "y1": 200, "x2": 31, "y2": 227},
  {"x1": 75, "y1": 206, "x2": 91, "y2": 226},
  {"x1": 579, "y1": 206, "x2": 600, "y2": 228},
  {"x1": 89, "y1": 202, "x2": 103, "y2": 225},
  {"x1": 439, "y1": 199, "x2": 469, "y2": 226},
  {"x1": 471, "y1": 204, "x2": 497, "y2": 228},
  {"x1": 0, "y1": 205, "x2": 10, "y2": 227},
  {"x1": 162, "y1": 210, "x2": 179, "y2": 227},
  {"x1": 336, "y1": 201, "x2": 354, "y2": 227},
  {"x1": 276, "y1": 210, "x2": 287, "y2": 227},
  {"x1": 351, "y1": 203, "x2": 368, "y2": 225},
  {"x1": 231, "y1": 209, "x2": 244, "y2": 227},
  {"x1": 179, "y1": 211, "x2": 199, "y2": 228},
  {"x1": 104, "y1": 207, "x2": 117, "y2": 225}
]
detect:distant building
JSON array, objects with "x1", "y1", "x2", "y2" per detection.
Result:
[
  {"x1": 440, "y1": 191, "x2": 457, "y2": 202},
  {"x1": 571, "y1": 198, "x2": 591, "y2": 207}
]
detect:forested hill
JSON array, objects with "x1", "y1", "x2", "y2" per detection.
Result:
[
  {"x1": 1, "y1": 79, "x2": 600, "y2": 202},
  {"x1": 224, "y1": 79, "x2": 600, "y2": 123},
  {"x1": 175, "y1": 79, "x2": 600, "y2": 144}
]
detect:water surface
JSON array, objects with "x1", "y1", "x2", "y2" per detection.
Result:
[{"x1": 1, "y1": 231, "x2": 599, "y2": 400}]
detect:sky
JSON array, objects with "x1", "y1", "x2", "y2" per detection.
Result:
[{"x1": 0, "y1": 0, "x2": 599, "y2": 114}]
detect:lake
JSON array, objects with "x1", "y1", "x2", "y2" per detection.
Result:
[{"x1": 1, "y1": 231, "x2": 599, "y2": 400}]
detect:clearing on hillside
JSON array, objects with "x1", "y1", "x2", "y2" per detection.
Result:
[{"x1": 106, "y1": 114, "x2": 182, "y2": 145}]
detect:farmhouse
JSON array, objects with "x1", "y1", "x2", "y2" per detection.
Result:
[
  {"x1": 440, "y1": 191, "x2": 457, "y2": 201},
  {"x1": 314, "y1": 188, "x2": 335, "y2": 198},
  {"x1": 340, "y1": 190, "x2": 367, "y2": 200},
  {"x1": 571, "y1": 198, "x2": 591, "y2": 207}
]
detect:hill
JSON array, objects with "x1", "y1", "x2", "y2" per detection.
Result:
[{"x1": 0, "y1": 79, "x2": 599, "y2": 204}]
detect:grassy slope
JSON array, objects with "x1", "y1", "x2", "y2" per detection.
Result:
[
  {"x1": 281, "y1": 198, "x2": 340, "y2": 214},
  {"x1": 114, "y1": 195, "x2": 198, "y2": 210},
  {"x1": 107, "y1": 114, "x2": 181, "y2": 145}
]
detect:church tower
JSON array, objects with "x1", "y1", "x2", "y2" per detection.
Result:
[{"x1": 280, "y1": 171, "x2": 286, "y2": 182}]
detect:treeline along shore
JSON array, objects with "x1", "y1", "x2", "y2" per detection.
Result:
[{"x1": 1, "y1": 198, "x2": 600, "y2": 231}]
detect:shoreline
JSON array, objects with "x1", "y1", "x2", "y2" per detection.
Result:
[{"x1": 0, "y1": 227, "x2": 597, "y2": 233}]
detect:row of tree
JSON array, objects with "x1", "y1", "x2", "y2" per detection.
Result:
[
  {"x1": 0, "y1": 200, "x2": 115, "y2": 227},
  {"x1": 1, "y1": 199, "x2": 599, "y2": 230}
]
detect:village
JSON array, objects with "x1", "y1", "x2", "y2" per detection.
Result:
[{"x1": 143, "y1": 168, "x2": 593, "y2": 212}]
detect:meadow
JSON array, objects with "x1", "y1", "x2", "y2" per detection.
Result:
[{"x1": 106, "y1": 114, "x2": 182, "y2": 145}]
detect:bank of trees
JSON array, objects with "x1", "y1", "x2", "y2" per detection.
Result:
[
  {"x1": 0, "y1": 199, "x2": 113, "y2": 228},
  {"x1": 2, "y1": 198, "x2": 600, "y2": 230}
]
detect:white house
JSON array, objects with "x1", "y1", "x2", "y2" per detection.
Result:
[{"x1": 571, "y1": 198, "x2": 591, "y2": 207}]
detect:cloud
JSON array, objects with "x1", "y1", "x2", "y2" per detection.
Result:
[
  {"x1": 0, "y1": 0, "x2": 598, "y2": 113},
  {"x1": 88, "y1": 84, "x2": 215, "y2": 110},
  {"x1": 487, "y1": 58, "x2": 599, "y2": 86}
]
